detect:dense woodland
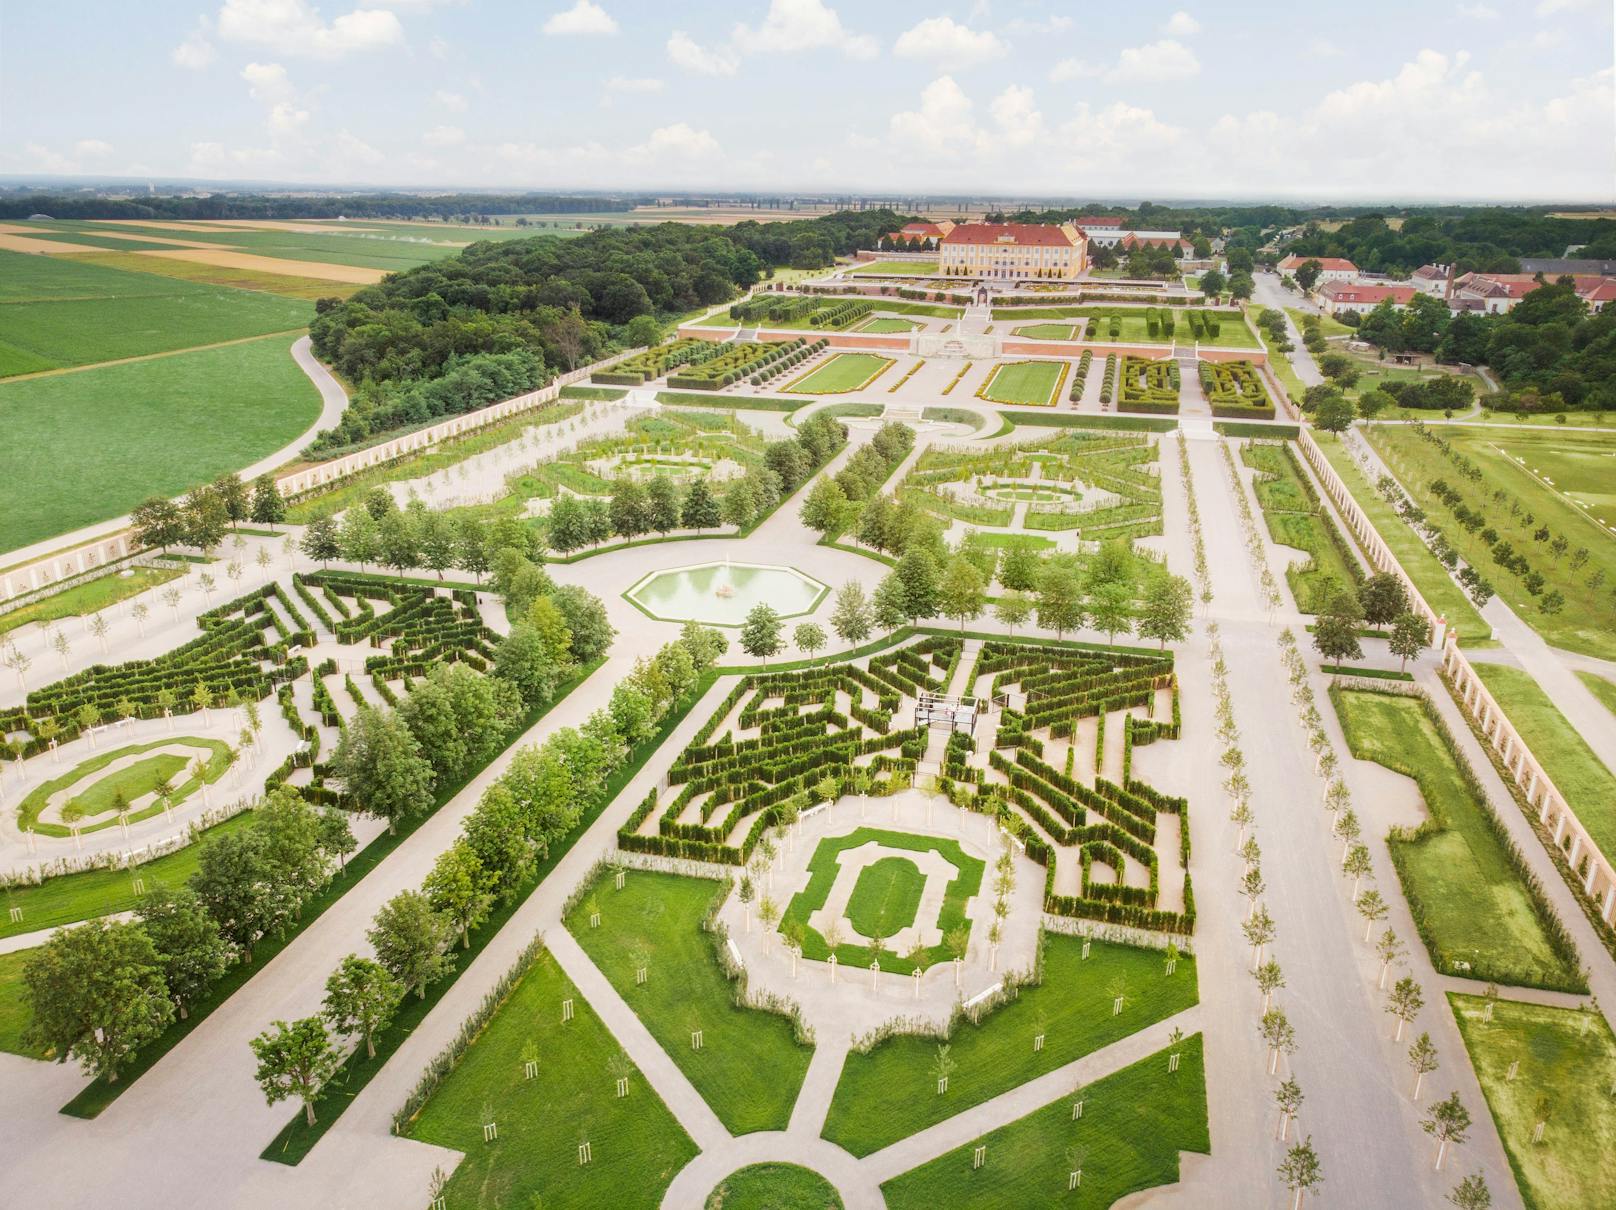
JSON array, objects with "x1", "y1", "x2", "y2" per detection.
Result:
[{"x1": 305, "y1": 209, "x2": 904, "y2": 452}]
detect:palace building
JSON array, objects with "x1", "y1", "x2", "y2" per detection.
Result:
[{"x1": 939, "y1": 222, "x2": 1088, "y2": 281}]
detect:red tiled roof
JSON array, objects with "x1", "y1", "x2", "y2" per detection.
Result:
[
  {"x1": 897, "y1": 221, "x2": 947, "y2": 237},
  {"x1": 1319, "y1": 282, "x2": 1417, "y2": 306},
  {"x1": 1121, "y1": 233, "x2": 1191, "y2": 251},
  {"x1": 1580, "y1": 280, "x2": 1616, "y2": 302},
  {"x1": 942, "y1": 223, "x2": 1079, "y2": 247},
  {"x1": 1277, "y1": 254, "x2": 1358, "y2": 272}
]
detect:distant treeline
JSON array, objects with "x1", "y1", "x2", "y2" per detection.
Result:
[
  {"x1": 1280, "y1": 211, "x2": 1616, "y2": 275},
  {"x1": 0, "y1": 192, "x2": 637, "y2": 221}
]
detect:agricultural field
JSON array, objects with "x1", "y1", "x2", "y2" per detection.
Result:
[
  {"x1": 823, "y1": 936, "x2": 1199, "y2": 1155},
  {"x1": 881, "y1": 1035, "x2": 1209, "y2": 1209},
  {"x1": 1239, "y1": 441, "x2": 1363, "y2": 612},
  {"x1": 1367, "y1": 425, "x2": 1616, "y2": 660},
  {"x1": 0, "y1": 249, "x2": 312, "y2": 375},
  {"x1": 405, "y1": 946, "x2": 697, "y2": 1210},
  {"x1": 0, "y1": 333, "x2": 321, "y2": 551},
  {"x1": 1471, "y1": 663, "x2": 1616, "y2": 858},
  {"x1": 977, "y1": 360, "x2": 1066, "y2": 407},
  {"x1": 782, "y1": 353, "x2": 894, "y2": 394},
  {"x1": 1449, "y1": 993, "x2": 1616, "y2": 1210},
  {"x1": 68, "y1": 250, "x2": 351, "y2": 301},
  {"x1": 564, "y1": 870, "x2": 814, "y2": 1135},
  {"x1": 1331, "y1": 687, "x2": 1584, "y2": 991}
]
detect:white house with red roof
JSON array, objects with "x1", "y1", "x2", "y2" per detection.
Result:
[
  {"x1": 1317, "y1": 281, "x2": 1419, "y2": 316},
  {"x1": 938, "y1": 222, "x2": 1087, "y2": 280},
  {"x1": 1448, "y1": 271, "x2": 1616, "y2": 313},
  {"x1": 1276, "y1": 254, "x2": 1359, "y2": 283}
]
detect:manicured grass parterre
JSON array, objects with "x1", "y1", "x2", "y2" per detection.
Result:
[
  {"x1": 1309, "y1": 437, "x2": 1490, "y2": 640},
  {"x1": 846, "y1": 857, "x2": 926, "y2": 940},
  {"x1": 0, "y1": 948, "x2": 45, "y2": 1057},
  {"x1": 856, "y1": 317, "x2": 921, "y2": 333},
  {"x1": 881, "y1": 1034, "x2": 1209, "y2": 1210},
  {"x1": 1331, "y1": 687, "x2": 1584, "y2": 991},
  {"x1": 565, "y1": 869, "x2": 814, "y2": 1135},
  {"x1": 0, "y1": 564, "x2": 184, "y2": 636},
  {"x1": 1576, "y1": 670, "x2": 1616, "y2": 720},
  {"x1": 0, "y1": 332, "x2": 322, "y2": 551},
  {"x1": 704, "y1": 1164, "x2": 844, "y2": 1210},
  {"x1": 406, "y1": 946, "x2": 697, "y2": 1210},
  {"x1": 0, "y1": 812, "x2": 254, "y2": 941},
  {"x1": 783, "y1": 828, "x2": 984, "y2": 972},
  {"x1": 0, "y1": 249, "x2": 312, "y2": 375},
  {"x1": 1011, "y1": 323, "x2": 1078, "y2": 340},
  {"x1": 1471, "y1": 663, "x2": 1616, "y2": 858},
  {"x1": 850, "y1": 260, "x2": 939, "y2": 276},
  {"x1": 1366, "y1": 424, "x2": 1616, "y2": 660},
  {"x1": 781, "y1": 353, "x2": 895, "y2": 395},
  {"x1": 1240, "y1": 442, "x2": 1363, "y2": 612},
  {"x1": 17, "y1": 737, "x2": 232, "y2": 834},
  {"x1": 1448, "y1": 992, "x2": 1616, "y2": 1210},
  {"x1": 822, "y1": 935, "x2": 1199, "y2": 1156},
  {"x1": 978, "y1": 361, "x2": 1066, "y2": 407}
]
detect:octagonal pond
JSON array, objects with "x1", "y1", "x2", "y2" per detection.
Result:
[{"x1": 625, "y1": 561, "x2": 827, "y2": 625}]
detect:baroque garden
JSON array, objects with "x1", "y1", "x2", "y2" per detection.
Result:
[{"x1": 1, "y1": 212, "x2": 1614, "y2": 1210}]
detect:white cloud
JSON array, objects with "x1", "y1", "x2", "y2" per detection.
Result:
[
  {"x1": 894, "y1": 17, "x2": 1005, "y2": 69},
  {"x1": 1162, "y1": 11, "x2": 1200, "y2": 36},
  {"x1": 732, "y1": 0, "x2": 876, "y2": 58},
  {"x1": 667, "y1": 30, "x2": 738, "y2": 75},
  {"x1": 333, "y1": 130, "x2": 384, "y2": 166},
  {"x1": 1005, "y1": 14, "x2": 1072, "y2": 34},
  {"x1": 1535, "y1": 0, "x2": 1591, "y2": 14},
  {"x1": 73, "y1": 139, "x2": 114, "y2": 157},
  {"x1": 1531, "y1": 29, "x2": 1566, "y2": 48},
  {"x1": 1109, "y1": 39, "x2": 1200, "y2": 83},
  {"x1": 987, "y1": 85, "x2": 1043, "y2": 148},
  {"x1": 434, "y1": 89, "x2": 467, "y2": 111},
  {"x1": 606, "y1": 75, "x2": 664, "y2": 93},
  {"x1": 423, "y1": 123, "x2": 464, "y2": 146},
  {"x1": 172, "y1": 21, "x2": 217, "y2": 69},
  {"x1": 1307, "y1": 37, "x2": 1342, "y2": 58},
  {"x1": 268, "y1": 102, "x2": 310, "y2": 134},
  {"x1": 1049, "y1": 58, "x2": 1093, "y2": 83},
  {"x1": 632, "y1": 122, "x2": 721, "y2": 160},
  {"x1": 215, "y1": 0, "x2": 404, "y2": 59},
  {"x1": 1456, "y1": 2, "x2": 1499, "y2": 18},
  {"x1": 428, "y1": 34, "x2": 450, "y2": 58},
  {"x1": 188, "y1": 140, "x2": 282, "y2": 172},
  {"x1": 889, "y1": 75, "x2": 975, "y2": 153},
  {"x1": 242, "y1": 61, "x2": 295, "y2": 103},
  {"x1": 542, "y1": 1, "x2": 618, "y2": 36}
]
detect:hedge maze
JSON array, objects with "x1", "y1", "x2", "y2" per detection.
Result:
[
  {"x1": 616, "y1": 637, "x2": 963, "y2": 865},
  {"x1": 1200, "y1": 359, "x2": 1274, "y2": 419},
  {"x1": 965, "y1": 642, "x2": 1195, "y2": 935},
  {"x1": 1116, "y1": 356, "x2": 1181, "y2": 415}
]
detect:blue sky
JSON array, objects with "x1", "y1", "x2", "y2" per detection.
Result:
[{"x1": 3, "y1": 0, "x2": 1613, "y2": 200}]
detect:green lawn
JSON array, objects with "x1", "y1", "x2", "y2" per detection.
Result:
[
  {"x1": 0, "y1": 332, "x2": 321, "y2": 551},
  {"x1": 1449, "y1": 993, "x2": 1616, "y2": 1210},
  {"x1": 406, "y1": 946, "x2": 697, "y2": 1210},
  {"x1": 0, "y1": 564, "x2": 185, "y2": 636},
  {"x1": 1576, "y1": 670, "x2": 1616, "y2": 720},
  {"x1": 783, "y1": 828, "x2": 984, "y2": 972},
  {"x1": 0, "y1": 948, "x2": 44, "y2": 1057},
  {"x1": 1366, "y1": 425, "x2": 1616, "y2": 660},
  {"x1": 881, "y1": 1034, "x2": 1209, "y2": 1210},
  {"x1": 1240, "y1": 442, "x2": 1362, "y2": 612},
  {"x1": 704, "y1": 1164, "x2": 843, "y2": 1210},
  {"x1": 846, "y1": 857, "x2": 926, "y2": 941},
  {"x1": 565, "y1": 870, "x2": 813, "y2": 1135},
  {"x1": 1471, "y1": 664, "x2": 1616, "y2": 859},
  {"x1": 857, "y1": 317, "x2": 921, "y2": 333},
  {"x1": 822, "y1": 935, "x2": 1199, "y2": 1156},
  {"x1": 1310, "y1": 436, "x2": 1491, "y2": 641},
  {"x1": 0, "y1": 812, "x2": 254, "y2": 941},
  {"x1": 1331, "y1": 688, "x2": 1583, "y2": 991},
  {"x1": 1012, "y1": 324, "x2": 1078, "y2": 340},
  {"x1": 18, "y1": 738, "x2": 231, "y2": 835},
  {"x1": 781, "y1": 354, "x2": 895, "y2": 395},
  {"x1": 979, "y1": 361, "x2": 1065, "y2": 407},
  {"x1": 1285, "y1": 306, "x2": 1353, "y2": 339},
  {"x1": 851, "y1": 261, "x2": 939, "y2": 276},
  {"x1": 0, "y1": 249, "x2": 312, "y2": 375}
]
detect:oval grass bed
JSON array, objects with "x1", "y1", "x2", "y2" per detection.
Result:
[
  {"x1": 18, "y1": 736, "x2": 232, "y2": 836},
  {"x1": 846, "y1": 856, "x2": 926, "y2": 941},
  {"x1": 704, "y1": 1163, "x2": 844, "y2": 1210}
]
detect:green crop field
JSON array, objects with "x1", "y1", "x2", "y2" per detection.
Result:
[
  {"x1": 881, "y1": 1035, "x2": 1209, "y2": 1210},
  {"x1": 0, "y1": 333, "x2": 321, "y2": 551},
  {"x1": 851, "y1": 260, "x2": 938, "y2": 276},
  {"x1": 1332, "y1": 687, "x2": 1583, "y2": 991},
  {"x1": 70, "y1": 251, "x2": 352, "y2": 301},
  {"x1": 22, "y1": 220, "x2": 467, "y2": 272},
  {"x1": 1310, "y1": 437, "x2": 1490, "y2": 641},
  {"x1": 979, "y1": 360, "x2": 1065, "y2": 407},
  {"x1": 1367, "y1": 425, "x2": 1616, "y2": 660},
  {"x1": 782, "y1": 353, "x2": 894, "y2": 394},
  {"x1": 822, "y1": 935, "x2": 1198, "y2": 1156},
  {"x1": 565, "y1": 870, "x2": 813, "y2": 1134},
  {"x1": 0, "y1": 250, "x2": 312, "y2": 376},
  {"x1": 1472, "y1": 664, "x2": 1616, "y2": 857},
  {"x1": 406, "y1": 946, "x2": 696, "y2": 1210},
  {"x1": 1450, "y1": 993, "x2": 1616, "y2": 1210}
]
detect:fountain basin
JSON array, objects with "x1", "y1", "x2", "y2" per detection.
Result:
[{"x1": 625, "y1": 561, "x2": 828, "y2": 626}]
